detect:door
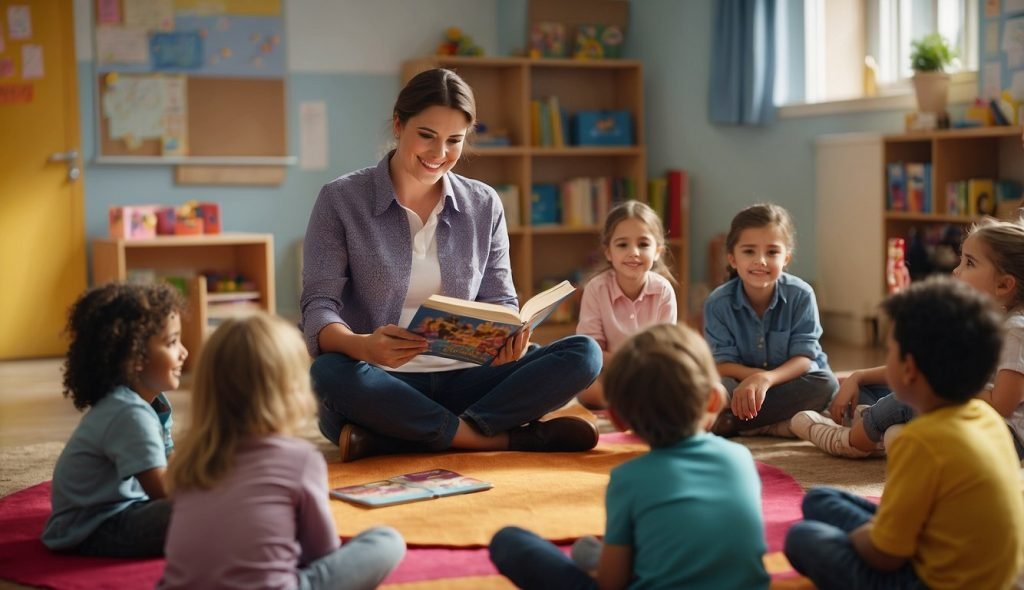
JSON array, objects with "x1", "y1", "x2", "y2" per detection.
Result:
[{"x1": 0, "y1": 0, "x2": 85, "y2": 358}]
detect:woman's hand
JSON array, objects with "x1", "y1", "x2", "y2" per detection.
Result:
[
  {"x1": 491, "y1": 327, "x2": 532, "y2": 367},
  {"x1": 363, "y1": 325, "x2": 428, "y2": 368},
  {"x1": 829, "y1": 374, "x2": 861, "y2": 423},
  {"x1": 732, "y1": 373, "x2": 772, "y2": 420}
]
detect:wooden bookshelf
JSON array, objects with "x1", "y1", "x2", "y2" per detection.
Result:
[
  {"x1": 91, "y1": 233, "x2": 275, "y2": 369},
  {"x1": 816, "y1": 126, "x2": 1023, "y2": 345},
  {"x1": 402, "y1": 57, "x2": 688, "y2": 339}
]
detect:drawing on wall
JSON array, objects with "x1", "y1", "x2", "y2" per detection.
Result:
[{"x1": 979, "y1": 1, "x2": 1024, "y2": 103}]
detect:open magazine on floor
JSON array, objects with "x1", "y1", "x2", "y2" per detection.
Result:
[{"x1": 329, "y1": 469, "x2": 493, "y2": 508}]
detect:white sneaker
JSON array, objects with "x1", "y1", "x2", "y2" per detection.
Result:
[
  {"x1": 882, "y1": 424, "x2": 905, "y2": 450},
  {"x1": 738, "y1": 420, "x2": 796, "y2": 438},
  {"x1": 790, "y1": 411, "x2": 871, "y2": 458}
]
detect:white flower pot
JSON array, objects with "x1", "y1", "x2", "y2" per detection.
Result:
[{"x1": 912, "y1": 72, "x2": 950, "y2": 114}]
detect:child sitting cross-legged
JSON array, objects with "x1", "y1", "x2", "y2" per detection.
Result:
[
  {"x1": 489, "y1": 323, "x2": 770, "y2": 590},
  {"x1": 784, "y1": 277, "x2": 1024, "y2": 590}
]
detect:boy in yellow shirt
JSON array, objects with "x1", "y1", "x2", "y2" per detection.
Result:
[{"x1": 784, "y1": 277, "x2": 1024, "y2": 589}]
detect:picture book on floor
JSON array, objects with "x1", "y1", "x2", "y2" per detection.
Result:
[
  {"x1": 330, "y1": 469, "x2": 493, "y2": 508},
  {"x1": 407, "y1": 280, "x2": 576, "y2": 364}
]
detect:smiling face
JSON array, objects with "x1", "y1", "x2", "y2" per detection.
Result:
[
  {"x1": 132, "y1": 312, "x2": 188, "y2": 401},
  {"x1": 604, "y1": 217, "x2": 662, "y2": 288},
  {"x1": 953, "y1": 233, "x2": 1010, "y2": 305},
  {"x1": 727, "y1": 225, "x2": 792, "y2": 293},
  {"x1": 391, "y1": 105, "x2": 470, "y2": 188}
]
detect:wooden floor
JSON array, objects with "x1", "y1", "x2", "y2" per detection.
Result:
[{"x1": 0, "y1": 338, "x2": 885, "y2": 451}]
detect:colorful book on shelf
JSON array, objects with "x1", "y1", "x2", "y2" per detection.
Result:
[
  {"x1": 529, "y1": 22, "x2": 567, "y2": 58},
  {"x1": 887, "y1": 162, "x2": 906, "y2": 212},
  {"x1": 531, "y1": 183, "x2": 560, "y2": 225},
  {"x1": 995, "y1": 180, "x2": 1023, "y2": 219},
  {"x1": 330, "y1": 469, "x2": 492, "y2": 508},
  {"x1": 494, "y1": 184, "x2": 521, "y2": 227},
  {"x1": 666, "y1": 169, "x2": 688, "y2": 238},
  {"x1": 968, "y1": 178, "x2": 996, "y2": 216},
  {"x1": 905, "y1": 163, "x2": 931, "y2": 213},
  {"x1": 406, "y1": 281, "x2": 576, "y2": 365}
]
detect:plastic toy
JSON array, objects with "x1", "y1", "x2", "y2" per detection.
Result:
[{"x1": 436, "y1": 27, "x2": 483, "y2": 56}]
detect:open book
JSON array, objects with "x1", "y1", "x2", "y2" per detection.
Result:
[
  {"x1": 329, "y1": 469, "x2": 493, "y2": 508},
  {"x1": 407, "y1": 280, "x2": 576, "y2": 364}
]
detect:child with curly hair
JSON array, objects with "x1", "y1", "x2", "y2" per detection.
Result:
[{"x1": 42, "y1": 282, "x2": 188, "y2": 557}]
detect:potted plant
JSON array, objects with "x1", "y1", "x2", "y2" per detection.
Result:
[{"x1": 910, "y1": 33, "x2": 956, "y2": 114}]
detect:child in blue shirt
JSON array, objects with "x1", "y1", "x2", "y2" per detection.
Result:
[
  {"x1": 489, "y1": 323, "x2": 769, "y2": 590},
  {"x1": 42, "y1": 282, "x2": 188, "y2": 557},
  {"x1": 703, "y1": 203, "x2": 837, "y2": 437}
]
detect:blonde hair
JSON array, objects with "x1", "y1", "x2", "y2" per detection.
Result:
[
  {"x1": 966, "y1": 213, "x2": 1024, "y2": 311},
  {"x1": 168, "y1": 313, "x2": 315, "y2": 492},
  {"x1": 592, "y1": 200, "x2": 676, "y2": 285},
  {"x1": 604, "y1": 323, "x2": 720, "y2": 447}
]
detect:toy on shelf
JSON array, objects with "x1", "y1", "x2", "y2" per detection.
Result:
[
  {"x1": 203, "y1": 271, "x2": 257, "y2": 295},
  {"x1": 436, "y1": 27, "x2": 483, "y2": 57},
  {"x1": 175, "y1": 200, "x2": 221, "y2": 235},
  {"x1": 108, "y1": 205, "x2": 158, "y2": 239}
]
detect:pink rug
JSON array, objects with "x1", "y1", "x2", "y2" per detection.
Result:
[{"x1": 0, "y1": 434, "x2": 807, "y2": 589}]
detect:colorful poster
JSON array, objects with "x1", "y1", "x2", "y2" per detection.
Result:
[
  {"x1": 0, "y1": 59, "x2": 14, "y2": 78},
  {"x1": 20, "y1": 44, "x2": 43, "y2": 79},
  {"x1": 96, "y1": 27, "x2": 149, "y2": 64},
  {"x1": 150, "y1": 32, "x2": 204, "y2": 70},
  {"x1": 96, "y1": 0, "x2": 122, "y2": 24},
  {"x1": 6, "y1": 5, "x2": 32, "y2": 40}
]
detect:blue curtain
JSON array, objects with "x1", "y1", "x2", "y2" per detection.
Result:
[{"x1": 709, "y1": 0, "x2": 777, "y2": 126}]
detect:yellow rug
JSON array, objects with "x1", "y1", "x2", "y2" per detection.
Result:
[{"x1": 328, "y1": 437, "x2": 647, "y2": 546}]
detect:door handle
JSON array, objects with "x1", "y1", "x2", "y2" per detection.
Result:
[{"x1": 48, "y1": 149, "x2": 81, "y2": 182}]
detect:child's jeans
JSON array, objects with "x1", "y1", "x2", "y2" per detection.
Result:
[
  {"x1": 784, "y1": 488, "x2": 926, "y2": 590},
  {"x1": 715, "y1": 370, "x2": 837, "y2": 435},
  {"x1": 490, "y1": 526, "x2": 597, "y2": 590},
  {"x1": 76, "y1": 499, "x2": 171, "y2": 557},
  {"x1": 861, "y1": 393, "x2": 915, "y2": 443},
  {"x1": 297, "y1": 526, "x2": 406, "y2": 590}
]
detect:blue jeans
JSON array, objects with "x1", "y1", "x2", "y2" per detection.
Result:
[
  {"x1": 784, "y1": 488, "x2": 925, "y2": 590},
  {"x1": 861, "y1": 393, "x2": 915, "y2": 443},
  {"x1": 297, "y1": 526, "x2": 406, "y2": 590},
  {"x1": 76, "y1": 499, "x2": 171, "y2": 557},
  {"x1": 311, "y1": 335, "x2": 602, "y2": 448},
  {"x1": 717, "y1": 370, "x2": 838, "y2": 433},
  {"x1": 490, "y1": 526, "x2": 596, "y2": 590}
]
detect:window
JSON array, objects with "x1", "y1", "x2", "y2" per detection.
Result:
[{"x1": 776, "y1": 0, "x2": 978, "y2": 106}]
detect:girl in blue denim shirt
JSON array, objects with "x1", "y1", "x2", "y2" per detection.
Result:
[{"x1": 703, "y1": 203, "x2": 837, "y2": 437}]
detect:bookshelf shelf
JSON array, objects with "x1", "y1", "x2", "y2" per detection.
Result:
[
  {"x1": 883, "y1": 212, "x2": 978, "y2": 223},
  {"x1": 403, "y1": 56, "x2": 686, "y2": 337}
]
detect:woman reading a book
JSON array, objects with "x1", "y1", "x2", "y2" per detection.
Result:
[{"x1": 300, "y1": 68, "x2": 602, "y2": 462}]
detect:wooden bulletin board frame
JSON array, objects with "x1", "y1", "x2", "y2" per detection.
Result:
[{"x1": 92, "y1": 0, "x2": 290, "y2": 182}]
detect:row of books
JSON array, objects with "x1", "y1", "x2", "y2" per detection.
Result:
[
  {"x1": 945, "y1": 179, "x2": 1022, "y2": 217},
  {"x1": 648, "y1": 170, "x2": 689, "y2": 240},
  {"x1": 886, "y1": 162, "x2": 933, "y2": 213},
  {"x1": 530, "y1": 177, "x2": 638, "y2": 226},
  {"x1": 530, "y1": 96, "x2": 569, "y2": 148}
]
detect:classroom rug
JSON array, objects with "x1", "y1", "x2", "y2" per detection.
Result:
[{"x1": 0, "y1": 433, "x2": 810, "y2": 589}]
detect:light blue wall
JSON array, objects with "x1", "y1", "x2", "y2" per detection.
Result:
[
  {"x1": 78, "y1": 65, "x2": 398, "y2": 318},
  {"x1": 629, "y1": 0, "x2": 906, "y2": 287},
  {"x1": 76, "y1": 0, "x2": 938, "y2": 316}
]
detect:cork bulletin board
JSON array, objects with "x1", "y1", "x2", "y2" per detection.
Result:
[{"x1": 93, "y1": 0, "x2": 287, "y2": 174}]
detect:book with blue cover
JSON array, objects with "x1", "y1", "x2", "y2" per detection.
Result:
[
  {"x1": 330, "y1": 469, "x2": 493, "y2": 508},
  {"x1": 406, "y1": 280, "x2": 576, "y2": 365}
]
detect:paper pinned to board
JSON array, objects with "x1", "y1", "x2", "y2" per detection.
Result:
[
  {"x1": 123, "y1": 0, "x2": 174, "y2": 31},
  {"x1": 96, "y1": 27, "x2": 149, "y2": 64},
  {"x1": 20, "y1": 44, "x2": 43, "y2": 79},
  {"x1": 6, "y1": 5, "x2": 31, "y2": 40},
  {"x1": 299, "y1": 101, "x2": 327, "y2": 170},
  {"x1": 103, "y1": 74, "x2": 167, "y2": 140}
]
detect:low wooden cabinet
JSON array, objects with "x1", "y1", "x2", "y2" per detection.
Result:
[{"x1": 91, "y1": 233, "x2": 275, "y2": 369}]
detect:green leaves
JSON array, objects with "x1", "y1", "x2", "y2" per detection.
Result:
[{"x1": 910, "y1": 33, "x2": 956, "y2": 72}]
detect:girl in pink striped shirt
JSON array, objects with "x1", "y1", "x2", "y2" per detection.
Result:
[{"x1": 576, "y1": 201, "x2": 678, "y2": 408}]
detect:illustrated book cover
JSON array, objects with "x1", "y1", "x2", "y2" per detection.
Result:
[
  {"x1": 329, "y1": 469, "x2": 493, "y2": 508},
  {"x1": 407, "y1": 280, "x2": 576, "y2": 364}
]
